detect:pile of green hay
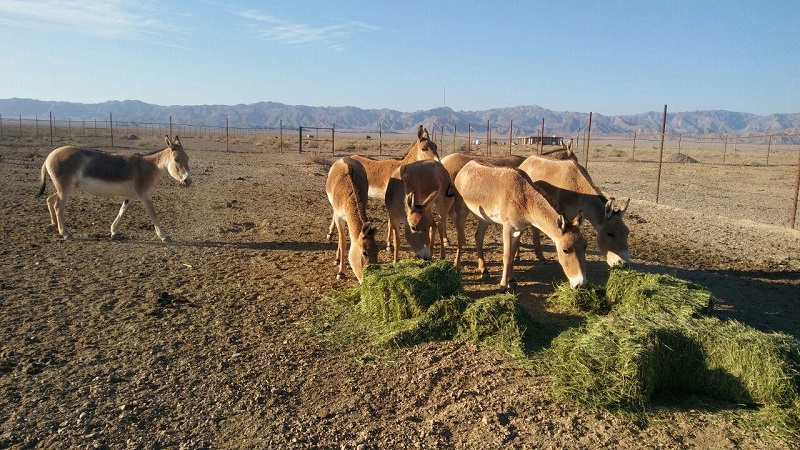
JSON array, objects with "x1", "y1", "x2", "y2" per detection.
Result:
[
  {"x1": 324, "y1": 260, "x2": 533, "y2": 358},
  {"x1": 359, "y1": 259, "x2": 463, "y2": 322},
  {"x1": 547, "y1": 269, "x2": 713, "y2": 317},
  {"x1": 548, "y1": 268, "x2": 800, "y2": 436}
]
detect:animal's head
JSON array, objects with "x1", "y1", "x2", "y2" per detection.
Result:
[
  {"x1": 553, "y1": 212, "x2": 588, "y2": 289},
  {"x1": 402, "y1": 211, "x2": 435, "y2": 260},
  {"x1": 165, "y1": 135, "x2": 192, "y2": 187},
  {"x1": 350, "y1": 221, "x2": 380, "y2": 283},
  {"x1": 596, "y1": 197, "x2": 630, "y2": 267},
  {"x1": 410, "y1": 125, "x2": 440, "y2": 162},
  {"x1": 404, "y1": 190, "x2": 437, "y2": 234}
]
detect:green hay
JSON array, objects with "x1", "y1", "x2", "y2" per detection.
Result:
[
  {"x1": 549, "y1": 269, "x2": 800, "y2": 437},
  {"x1": 377, "y1": 295, "x2": 471, "y2": 348},
  {"x1": 455, "y1": 293, "x2": 535, "y2": 359},
  {"x1": 547, "y1": 283, "x2": 609, "y2": 314},
  {"x1": 359, "y1": 259, "x2": 463, "y2": 322},
  {"x1": 604, "y1": 268, "x2": 714, "y2": 318}
]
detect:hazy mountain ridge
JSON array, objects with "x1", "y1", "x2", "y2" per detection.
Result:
[{"x1": 2, "y1": 98, "x2": 798, "y2": 136}]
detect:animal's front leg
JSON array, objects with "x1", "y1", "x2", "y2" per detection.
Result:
[
  {"x1": 111, "y1": 199, "x2": 130, "y2": 239},
  {"x1": 500, "y1": 225, "x2": 521, "y2": 291},
  {"x1": 474, "y1": 221, "x2": 490, "y2": 280},
  {"x1": 140, "y1": 197, "x2": 171, "y2": 242}
]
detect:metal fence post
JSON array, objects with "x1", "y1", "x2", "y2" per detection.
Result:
[
  {"x1": 584, "y1": 112, "x2": 593, "y2": 169},
  {"x1": 655, "y1": 105, "x2": 667, "y2": 203},
  {"x1": 790, "y1": 144, "x2": 800, "y2": 229},
  {"x1": 632, "y1": 130, "x2": 637, "y2": 162}
]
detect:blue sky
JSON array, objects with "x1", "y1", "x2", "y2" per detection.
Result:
[{"x1": 1, "y1": 1, "x2": 798, "y2": 116}]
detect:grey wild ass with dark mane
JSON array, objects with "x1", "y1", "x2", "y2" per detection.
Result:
[
  {"x1": 453, "y1": 161, "x2": 588, "y2": 290},
  {"x1": 325, "y1": 157, "x2": 380, "y2": 282},
  {"x1": 36, "y1": 136, "x2": 192, "y2": 242},
  {"x1": 518, "y1": 154, "x2": 630, "y2": 266}
]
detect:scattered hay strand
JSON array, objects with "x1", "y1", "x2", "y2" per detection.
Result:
[{"x1": 359, "y1": 259, "x2": 463, "y2": 322}]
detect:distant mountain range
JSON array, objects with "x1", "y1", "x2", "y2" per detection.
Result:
[{"x1": 2, "y1": 98, "x2": 799, "y2": 136}]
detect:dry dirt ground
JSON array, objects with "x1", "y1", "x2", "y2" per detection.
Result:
[{"x1": 1, "y1": 134, "x2": 799, "y2": 449}]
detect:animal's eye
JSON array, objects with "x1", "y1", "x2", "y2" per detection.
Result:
[
  {"x1": 362, "y1": 251, "x2": 368, "y2": 258},
  {"x1": 563, "y1": 248, "x2": 572, "y2": 254},
  {"x1": 606, "y1": 232, "x2": 614, "y2": 237}
]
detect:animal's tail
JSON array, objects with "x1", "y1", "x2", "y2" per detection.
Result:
[{"x1": 35, "y1": 163, "x2": 47, "y2": 198}]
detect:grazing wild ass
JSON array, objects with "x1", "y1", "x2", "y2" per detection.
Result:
[
  {"x1": 400, "y1": 159, "x2": 455, "y2": 258},
  {"x1": 332, "y1": 125, "x2": 440, "y2": 250},
  {"x1": 325, "y1": 157, "x2": 380, "y2": 282},
  {"x1": 384, "y1": 168, "x2": 438, "y2": 262},
  {"x1": 36, "y1": 135, "x2": 192, "y2": 242},
  {"x1": 518, "y1": 155, "x2": 630, "y2": 266},
  {"x1": 453, "y1": 161, "x2": 588, "y2": 290}
]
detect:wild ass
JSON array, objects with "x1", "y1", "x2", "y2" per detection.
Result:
[
  {"x1": 325, "y1": 157, "x2": 380, "y2": 282},
  {"x1": 518, "y1": 155, "x2": 630, "y2": 266},
  {"x1": 384, "y1": 168, "x2": 438, "y2": 262},
  {"x1": 400, "y1": 159, "x2": 456, "y2": 258},
  {"x1": 36, "y1": 136, "x2": 192, "y2": 242},
  {"x1": 453, "y1": 161, "x2": 588, "y2": 290},
  {"x1": 330, "y1": 125, "x2": 440, "y2": 250}
]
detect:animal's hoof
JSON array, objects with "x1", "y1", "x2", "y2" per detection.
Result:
[
  {"x1": 332, "y1": 260, "x2": 340, "y2": 266},
  {"x1": 111, "y1": 233, "x2": 124, "y2": 240},
  {"x1": 161, "y1": 236, "x2": 173, "y2": 243},
  {"x1": 336, "y1": 272, "x2": 345, "y2": 280},
  {"x1": 442, "y1": 238, "x2": 451, "y2": 247},
  {"x1": 46, "y1": 224, "x2": 56, "y2": 233},
  {"x1": 385, "y1": 245, "x2": 394, "y2": 252},
  {"x1": 62, "y1": 234, "x2": 73, "y2": 241},
  {"x1": 480, "y1": 270, "x2": 490, "y2": 281},
  {"x1": 326, "y1": 233, "x2": 333, "y2": 242}
]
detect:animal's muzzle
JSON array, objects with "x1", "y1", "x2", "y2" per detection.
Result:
[{"x1": 182, "y1": 176, "x2": 193, "y2": 187}]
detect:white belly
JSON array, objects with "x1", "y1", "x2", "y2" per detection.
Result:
[
  {"x1": 77, "y1": 176, "x2": 136, "y2": 197},
  {"x1": 465, "y1": 201, "x2": 503, "y2": 225}
]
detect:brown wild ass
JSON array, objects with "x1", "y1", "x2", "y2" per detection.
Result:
[
  {"x1": 400, "y1": 159, "x2": 456, "y2": 256},
  {"x1": 518, "y1": 155, "x2": 630, "y2": 266},
  {"x1": 384, "y1": 168, "x2": 438, "y2": 262},
  {"x1": 453, "y1": 161, "x2": 588, "y2": 290},
  {"x1": 325, "y1": 157, "x2": 380, "y2": 282},
  {"x1": 36, "y1": 136, "x2": 192, "y2": 242},
  {"x1": 440, "y1": 153, "x2": 528, "y2": 246},
  {"x1": 329, "y1": 125, "x2": 440, "y2": 250}
]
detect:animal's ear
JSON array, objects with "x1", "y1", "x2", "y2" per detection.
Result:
[
  {"x1": 362, "y1": 221, "x2": 379, "y2": 237},
  {"x1": 422, "y1": 128, "x2": 430, "y2": 140},
  {"x1": 618, "y1": 197, "x2": 630, "y2": 215},
  {"x1": 417, "y1": 125, "x2": 424, "y2": 141},
  {"x1": 572, "y1": 211, "x2": 584, "y2": 227},
  {"x1": 165, "y1": 135, "x2": 173, "y2": 147},
  {"x1": 421, "y1": 190, "x2": 437, "y2": 208},
  {"x1": 446, "y1": 183, "x2": 456, "y2": 197},
  {"x1": 604, "y1": 198, "x2": 615, "y2": 220},
  {"x1": 566, "y1": 139, "x2": 573, "y2": 151},
  {"x1": 173, "y1": 136, "x2": 182, "y2": 148},
  {"x1": 557, "y1": 214, "x2": 567, "y2": 232},
  {"x1": 406, "y1": 192, "x2": 415, "y2": 210}
]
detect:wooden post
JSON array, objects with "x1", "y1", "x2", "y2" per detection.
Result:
[
  {"x1": 677, "y1": 134, "x2": 682, "y2": 155},
  {"x1": 279, "y1": 120, "x2": 283, "y2": 154},
  {"x1": 486, "y1": 119, "x2": 490, "y2": 156},
  {"x1": 584, "y1": 112, "x2": 593, "y2": 169},
  {"x1": 453, "y1": 124, "x2": 457, "y2": 156},
  {"x1": 110, "y1": 112, "x2": 114, "y2": 147},
  {"x1": 655, "y1": 105, "x2": 667, "y2": 204},
  {"x1": 723, "y1": 136, "x2": 728, "y2": 165},
  {"x1": 539, "y1": 117, "x2": 545, "y2": 154},
  {"x1": 226, "y1": 117, "x2": 229, "y2": 152},
  {"x1": 49, "y1": 112, "x2": 53, "y2": 145},
  {"x1": 169, "y1": 116, "x2": 173, "y2": 138},
  {"x1": 790, "y1": 144, "x2": 800, "y2": 229},
  {"x1": 379, "y1": 123, "x2": 383, "y2": 156},
  {"x1": 299, "y1": 127, "x2": 303, "y2": 153},
  {"x1": 632, "y1": 130, "x2": 637, "y2": 162},
  {"x1": 331, "y1": 123, "x2": 335, "y2": 155},
  {"x1": 468, "y1": 123, "x2": 471, "y2": 152},
  {"x1": 0, "y1": 113, "x2": 3, "y2": 138},
  {"x1": 766, "y1": 134, "x2": 772, "y2": 166},
  {"x1": 509, "y1": 120, "x2": 513, "y2": 155}
]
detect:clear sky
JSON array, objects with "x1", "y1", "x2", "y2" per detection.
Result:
[{"x1": 1, "y1": 1, "x2": 798, "y2": 116}]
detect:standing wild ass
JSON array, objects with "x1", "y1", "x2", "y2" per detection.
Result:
[
  {"x1": 384, "y1": 168, "x2": 437, "y2": 262},
  {"x1": 36, "y1": 135, "x2": 192, "y2": 242},
  {"x1": 329, "y1": 125, "x2": 440, "y2": 250},
  {"x1": 453, "y1": 161, "x2": 588, "y2": 290},
  {"x1": 325, "y1": 157, "x2": 380, "y2": 282},
  {"x1": 518, "y1": 155, "x2": 630, "y2": 266}
]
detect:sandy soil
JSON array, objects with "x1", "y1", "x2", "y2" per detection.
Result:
[{"x1": 1, "y1": 135, "x2": 799, "y2": 449}]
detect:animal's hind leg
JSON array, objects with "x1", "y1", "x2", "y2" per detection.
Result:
[
  {"x1": 326, "y1": 215, "x2": 336, "y2": 242},
  {"x1": 111, "y1": 199, "x2": 130, "y2": 239},
  {"x1": 51, "y1": 191, "x2": 72, "y2": 240},
  {"x1": 45, "y1": 193, "x2": 58, "y2": 233},
  {"x1": 475, "y1": 221, "x2": 490, "y2": 280}
]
